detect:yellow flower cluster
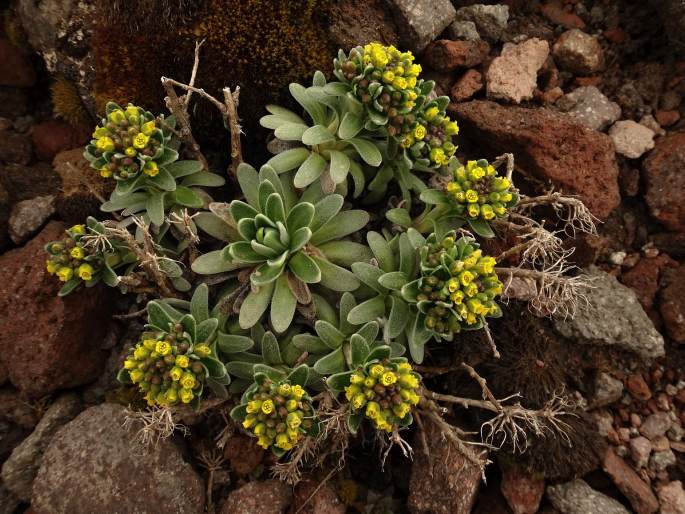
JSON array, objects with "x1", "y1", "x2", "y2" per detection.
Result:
[
  {"x1": 403, "y1": 106, "x2": 459, "y2": 168},
  {"x1": 344, "y1": 361, "x2": 420, "y2": 432},
  {"x1": 122, "y1": 329, "x2": 211, "y2": 407},
  {"x1": 241, "y1": 380, "x2": 314, "y2": 452},
  {"x1": 89, "y1": 103, "x2": 162, "y2": 180},
  {"x1": 417, "y1": 235, "x2": 502, "y2": 334},
  {"x1": 361, "y1": 43, "x2": 421, "y2": 92},
  {"x1": 445, "y1": 160, "x2": 515, "y2": 220},
  {"x1": 45, "y1": 224, "x2": 97, "y2": 284}
]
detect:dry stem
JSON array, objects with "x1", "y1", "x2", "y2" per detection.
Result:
[
  {"x1": 122, "y1": 405, "x2": 189, "y2": 446},
  {"x1": 515, "y1": 192, "x2": 599, "y2": 237}
]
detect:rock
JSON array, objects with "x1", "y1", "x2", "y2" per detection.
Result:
[
  {"x1": 446, "y1": 20, "x2": 480, "y2": 41},
  {"x1": 328, "y1": 0, "x2": 399, "y2": 51},
  {"x1": 8, "y1": 195, "x2": 55, "y2": 245},
  {"x1": 0, "y1": 222, "x2": 110, "y2": 398},
  {"x1": 422, "y1": 39, "x2": 490, "y2": 72},
  {"x1": 621, "y1": 255, "x2": 677, "y2": 311},
  {"x1": 591, "y1": 373, "x2": 624, "y2": 407},
  {"x1": 640, "y1": 412, "x2": 673, "y2": 439},
  {"x1": 408, "y1": 420, "x2": 484, "y2": 514},
  {"x1": 658, "y1": 481, "x2": 685, "y2": 514},
  {"x1": 31, "y1": 120, "x2": 89, "y2": 162},
  {"x1": 0, "y1": 130, "x2": 32, "y2": 165},
  {"x1": 0, "y1": 88, "x2": 28, "y2": 119},
  {"x1": 223, "y1": 434, "x2": 265, "y2": 476},
  {"x1": 644, "y1": 133, "x2": 685, "y2": 232},
  {"x1": 640, "y1": 114, "x2": 666, "y2": 137},
  {"x1": 626, "y1": 373, "x2": 652, "y2": 401},
  {"x1": 655, "y1": 110, "x2": 680, "y2": 127},
  {"x1": 452, "y1": 101, "x2": 619, "y2": 218},
  {"x1": 0, "y1": 181, "x2": 10, "y2": 251},
  {"x1": 292, "y1": 477, "x2": 346, "y2": 514},
  {"x1": 603, "y1": 448, "x2": 660, "y2": 514},
  {"x1": 660, "y1": 265, "x2": 685, "y2": 343},
  {"x1": 500, "y1": 467, "x2": 544, "y2": 514},
  {"x1": 451, "y1": 69, "x2": 484, "y2": 102},
  {"x1": 552, "y1": 29, "x2": 603, "y2": 75},
  {"x1": 0, "y1": 39, "x2": 36, "y2": 88},
  {"x1": 630, "y1": 436, "x2": 652, "y2": 468},
  {"x1": 650, "y1": 448, "x2": 676, "y2": 471},
  {"x1": 486, "y1": 38, "x2": 549, "y2": 104},
  {"x1": 0, "y1": 388, "x2": 40, "y2": 429},
  {"x1": 1, "y1": 393, "x2": 81, "y2": 501},
  {"x1": 0, "y1": 483, "x2": 19, "y2": 514},
  {"x1": 220, "y1": 480, "x2": 292, "y2": 514},
  {"x1": 0, "y1": 162, "x2": 61, "y2": 203},
  {"x1": 556, "y1": 86, "x2": 621, "y2": 131},
  {"x1": 454, "y1": 4, "x2": 509, "y2": 42},
  {"x1": 546, "y1": 479, "x2": 630, "y2": 514},
  {"x1": 609, "y1": 120, "x2": 655, "y2": 159},
  {"x1": 32, "y1": 403, "x2": 204, "y2": 513},
  {"x1": 390, "y1": 0, "x2": 456, "y2": 54},
  {"x1": 540, "y1": 1, "x2": 586, "y2": 30},
  {"x1": 554, "y1": 267, "x2": 664, "y2": 359}
]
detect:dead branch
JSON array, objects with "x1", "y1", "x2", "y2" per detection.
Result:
[
  {"x1": 514, "y1": 192, "x2": 599, "y2": 237},
  {"x1": 122, "y1": 405, "x2": 189, "y2": 446},
  {"x1": 168, "y1": 209, "x2": 200, "y2": 264}
]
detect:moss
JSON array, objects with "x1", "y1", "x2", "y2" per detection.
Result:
[
  {"x1": 51, "y1": 76, "x2": 93, "y2": 127},
  {"x1": 91, "y1": 0, "x2": 333, "y2": 145}
]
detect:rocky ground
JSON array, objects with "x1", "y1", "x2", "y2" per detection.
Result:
[{"x1": 1, "y1": 0, "x2": 685, "y2": 513}]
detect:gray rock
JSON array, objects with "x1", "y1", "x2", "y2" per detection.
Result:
[
  {"x1": 640, "y1": 412, "x2": 673, "y2": 440},
  {"x1": 546, "y1": 479, "x2": 631, "y2": 514},
  {"x1": 390, "y1": 0, "x2": 456, "y2": 53},
  {"x1": 8, "y1": 195, "x2": 55, "y2": 244},
  {"x1": 552, "y1": 29, "x2": 604, "y2": 75},
  {"x1": 31, "y1": 403, "x2": 205, "y2": 514},
  {"x1": 609, "y1": 120, "x2": 655, "y2": 159},
  {"x1": 650, "y1": 448, "x2": 676, "y2": 471},
  {"x1": 455, "y1": 4, "x2": 509, "y2": 42},
  {"x1": 556, "y1": 86, "x2": 621, "y2": 131},
  {"x1": 486, "y1": 38, "x2": 549, "y2": 103},
  {"x1": 1, "y1": 393, "x2": 81, "y2": 501},
  {"x1": 591, "y1": 372, "x2": 624, "y2": 407},
  {"x1": 554, "y1": 267, "x2": 664, "y2": 359},
  {"x1": 446, "y1": 20, "x2": 480, "y2": 41}
]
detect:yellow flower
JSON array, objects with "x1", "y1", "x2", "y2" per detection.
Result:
[
  {"x1": 143, "y1": 161, "x2": 159, "y2": 177},
  {"x1": 392, "y1": 77, "x2": 407, "y2": 90},
  {"x1": 180, "y1": 388, "x2": 194, "y2": 404},
  {"x1": 393, "y1": 402, "x2": 411, "y2": 419},
  {"x1": 380, "y1": 371, "x2": 397, "y2": 386},
  {"x1": 125, "y1": 105, "x2": 139, "y2": 118},
  {"x1": 108, "y1": 109, "x2": 126, "y2": 124},
  {"x1": 467, "y1": 204, "x2": 480, "y2": 217},
  {"x1": 155, "y1": 341, "x2": 172, "y2": 356},
  {"x1": 132, "y1": 133, "x2": 149, "y2": 149},
  {"x1": 129, "y1": 369, "x2": 144, "y2": 383},
  {"x1": 141, "y1": 120, "x2": 156, "y2": 136},
  {"x1": 350, "y1": 372, "x2": 365, "y2": 384},
  {"x1": 246, "y1": 400, "x2": 261, "y2": 414},
  {"x1": 291, "y1": 385, "x2": 305, "y2": 399},
  {"x1": 165, "y1": 388, "x2": 178, "y2": 403},
  {"x1": 143, "y1": 339, "x2": 157, "y2": 350},
  {"x1": 77, "y1": 263, "x2": 93, "y2": 281},
  {"x1": 70, "y1": 246, "x2": 85, "y2": 259},
  {"x1": 95, "y1": 136, "x2": 114, "y2": 153},
  {"x1": 413, "y1": 124, "x2": 426, "y2": 140},
  {"x1": 382, "y1": 70, "x2": 395, "y2": 83},
  {"x1": 370, "y1": 364, "x2": 384, "y2": 378},
  {"x1": 180, "y1": 373, "x2": 196, "y2": 389},
  {"x1": 451, "y1": 290, "x2": 464, "y2": 304},
  {"x1": 482, "y1": 205, "x2": 495, "y2": 220},
  {"x1": 465, "y1": 190, "x2": 479, "y2": 203},
  {"x1": 194, "y1": 344, "x2": 211, "y2": 357},
  {"x1": 286, "y1": 412, "x2": 302, "y2": 430},
  {"x1": 261, "y1": 399, "x2": 275, "y2": 414},
  {"x1": 429, "y1": 147, "x2": 445, "y2": 164},
  {"x1": 366, "y1": 401, "x2": 380, "y2": 419},
  {"x1": 444, "y1": 121, "x2": 459, "y2": 136},
  {"x1": 46, "y1": 260, "x2": 58, "y2": 274},
  {"x1": 276, "y1": 433, "x2": 293, "y2": 451},
  {"x1": 410, "y1": 64, "x2": 422, "y2": 76},
  {"x1": 125, "y1": 147, "x2": 137, "y2": 157},
  {"x1": 257, "y1": 436, "x2": 270, "y2": 449},
  {"x1": 400, "y1": 135, "x2": 414, "y2": 148},
  {"x1": 133, "y1": 346, "x2": 149, "y2": 360},
  {"x1": 278, "y1": 383, "x2": 292, "y2": 396},
  {"x1": 286, "y1": 399, "x2": 298, "y2": 412},
  {"x1": 93, "y1": 127, "x2": 109, "y2": 138},
  {"x1": 169, "y1": 367, "x2": 183, "y2": 381},
  {"x1": 254, "y1": 423, "x2": 266, "y2": 436},
  {"x1": 407, "y1": 76, "x2": 417, "y2": 88},
  {"x1": 175, "y1": 355, "x2": 190, "y2": 368},
  {"x1": 99, "y1": 166, "x2": 112, "y2": 178},
  {"x1": 399, "y1": 373, "x2": 419, "y2": 389},
  {"x1": 352, "y1": 393, "x2": 366, "y2": 410},
  {"x1": 57, "y1": 267, "x2": 73, "y2": 282},
  {"x1": 424, "y1": 107, "x2": 439, "y2": 120},
  {"x1": 124, "y1": 359, "x2": 136, "y2": 370}
]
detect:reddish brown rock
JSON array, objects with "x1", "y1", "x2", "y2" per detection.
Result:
[
  {"x1": 0, "y1": 39, "x2": 36, "y2": 88},
  {"x1": 500, "y1": 467, "x2": 545, "y2": 514},
  {"x1": 0, "y1": 130, "x2": 32, "y2": 165},
  {"x1": 220, "y1": 480, "x2": 292, "y2": 514},
  {"x1": 626, "y1": 373, "x2": 652, "y2": 401},
  {"x1": 644, "y1": 133, "x2": 685, "y2": 232},
  {"x1": 451, "y1": 100, "x2": 620, "y2": 219},
  {"x1": 292, "y1": 477, "x2": 346, "y2": 514},
  {"x1": 621, "y1": 255, "x2": 677, "y2": 311},
  {"x1": 451, "y1": 69, "x2": 483, "y2": 102},
  {"x1": 422, "y1": 39, "x2": 490, "y2": 72},
  {"x1": 31, "y1": 121, "x2": 89, "y2": 162},
  {"x1": 0, "y1": 388, "x2": 40, "y2": 429},
  {"x1": 0, "y1": 222, "x2": 111, "y2": 398},
  {"x1": 408, "y1": 421, "x2": 485, "y2": 514},
  {"x1": 659, "y1": 265, "x2": 685, "y2": 343},
  {"x1": 540, "y1": 1, "x2": 586, "y2": 29},
  {"x1": 655, "y1": 110, "x2": 680, "y2": 127},
  {"x1": 658, "y1": 481, "x2": 685, "y2": 514},
  {"x1": 223, "y1": 434, "x2": 264, "y2": 476},
  {"x1": 602, "y1": 448, "x2": 659, "y2": 514}
]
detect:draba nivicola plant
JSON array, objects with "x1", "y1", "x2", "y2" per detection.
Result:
[{"x1": 48, "y1": 43, "x2": 595, "y2": 473}]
